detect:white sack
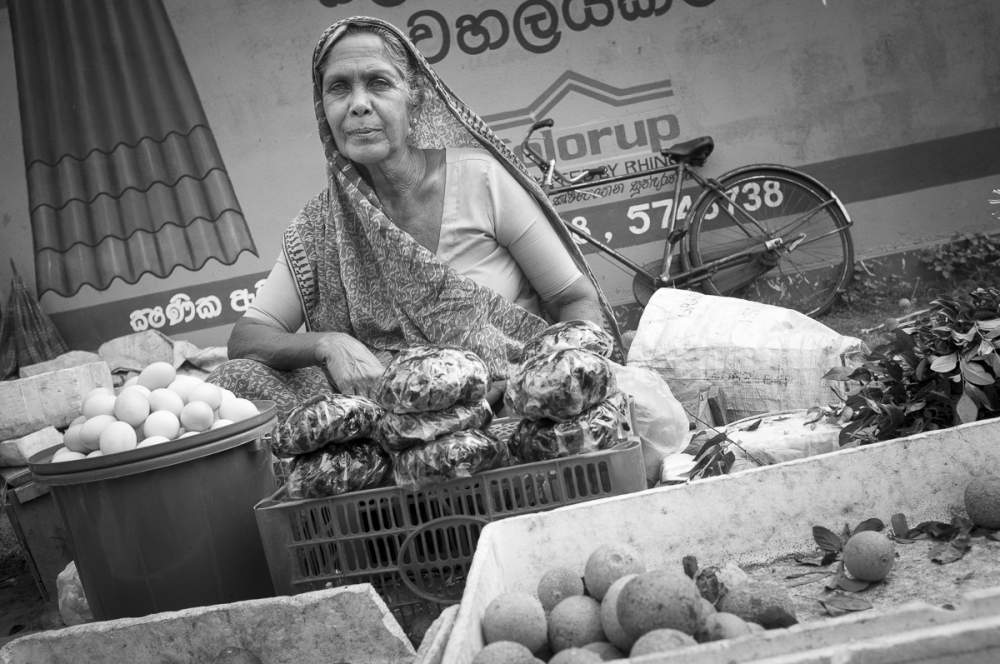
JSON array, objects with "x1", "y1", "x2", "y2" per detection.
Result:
[{"x1": 627, "y1": 289, "x2": 865, "y2": 421}]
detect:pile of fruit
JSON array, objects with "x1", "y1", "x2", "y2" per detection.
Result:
[
  {"x1": 473, "y1": 541, "x2": 805, "y2": 663},
  {"x1": 47, "y1": 361, "x2": 260, "y2": 463}
]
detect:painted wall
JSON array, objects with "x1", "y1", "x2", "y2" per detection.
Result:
[{"x1": 0, "y1": 0, "x2": 998, "y2": 349}]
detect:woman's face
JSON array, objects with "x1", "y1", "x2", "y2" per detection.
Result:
[{"x1": 320, "y1": 33, "x2": 412, "y2": 166}]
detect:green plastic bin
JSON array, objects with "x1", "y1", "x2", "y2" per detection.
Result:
[{"x1": 29, "y1": 401, "x2": 278, "y2": 620}]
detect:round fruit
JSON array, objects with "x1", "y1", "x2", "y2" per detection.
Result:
[
  {"x1": 717, "y1": 580, "x2": 798, "y2": 628},
  {"x1": 114, "y1": 389, "x2": 150, "y2": 427},
  {"x1": 180, "y1": 401, "x2": 215, "y2": 432},
  {"x1": 481, "y1": 592, "x2": 548, "y2": 654},
  {"x1": 148, "y1": 388, "x2": 185, "y2": 417},
  {"x1": 51, "y1": 447, "x2": 86, "y2": 463},
  {"x1": 583, "y1": 543, "x2": 646, "y2": 601},
  {"x1": 189, "y1": 382, "x2": 223, "y2": 410},
  {"x1": 99, "y1": 421, "x2": 138, "y2": 454},
  {"x1": 599, "y1": 573, "x2": 637, "y2": 653},
  {"x1": 548, "y1": 595, "x2": 605, "y2": 652},
  {"x1": 617, "y1": 570, "x2": 704, "y2": 639},
  {"x1": 81, "y1": 391, "x2": 116, "y2": 419},
  {"x1": 471, "y1": 640, "x2": 539, "y2": 664},
  {"x1": 629, "y1": 628, "x2": 697, "y2": 657},
  {"x1": 695, "y1": 611, "x2": 754, "y2": 642},
  {"x1": 219, "y1": 397, "x2": 259, "y2": 422},
  {"x1": 842, "y1": 531, "x2": 895, "y2": 582},
  {"x1": 581, "y1": 641, "x2": 624, "y2": 660},
  {"x1": 964, "y1": 475, "x2": 1000, "y2": 529},
  {"x1": 137, "y1": 361, "x2": 176, "y2": 390},
  {"x1": 79, "y1": 414, "x2": 117, "y2": 451},
  {"x1": 537, "y1": 567, "x2": 585, "y2": 613},
  {"x1": 548, "y1": 647, "x2": 603, "y2": 664}
]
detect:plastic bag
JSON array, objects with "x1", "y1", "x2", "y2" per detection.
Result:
[
  {"x1": 274, "y1": 393, "x2": 383, "y2": 456},
  {"x1": 505, "y1": 348, "x2": 616, "y2": 421},
  {"x1": 510, "y1": 392, "x2": 632, "y2": 462},
  {"x1": 376, "y1": 345, "x2": 490, "y2": 414},
  {"x1": 57, "y1": 561, "x2": 93, "y2": 626},
  {"x1": 611, "y1": 363, "x2": 690, "y2": 485},
  {"x1": 375, "y1": 399, "x2": 493, "y2": 453},
  {"x1": 628, "y1": 289, "x2": 866, "y2": 421},
  {"x1": 521, "y1": 319, "x2": 615, "y2": 359},
  {"x1": 392, "y1": 429, "x2": 511, "y2": 490},
  {"x1": 285, "y1": 441, "x2": 392, "y2": 498}
]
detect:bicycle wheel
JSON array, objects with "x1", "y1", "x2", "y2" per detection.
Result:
[{"x1": 686, "y1": 165, "x2": 853, "y2": 317}]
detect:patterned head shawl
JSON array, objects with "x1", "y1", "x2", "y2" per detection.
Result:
[{"x1": 282, "y1": 16, "x2": 623, "y2": 376}]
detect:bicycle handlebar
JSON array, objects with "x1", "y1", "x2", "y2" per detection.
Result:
[{"x1": 520, "y1": 119, "x2": 608, "y2": 189}]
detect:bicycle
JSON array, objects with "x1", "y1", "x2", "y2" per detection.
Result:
[{"x1": 520, "y1": 118, "x2": 854, "y2": 317}]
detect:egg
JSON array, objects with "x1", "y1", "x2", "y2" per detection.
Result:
[
  {"x1": 219, "y1": 397, "x2": 259, "y2": 422},
  {"x1": 219, "y1": 388, "x2": 237, "y2": 405},
  {"x1": 86, "y1": 450, "x2": 104, "y2": 457},
  {"x1": 137, "y1": 435, "x2": 171, "y2": 447},
  {"x1": 211, "y1": 418, "x2": 235, "y2": 430},
  {"x1": 188, "y1": 383, "x2": 223, "y2": 411},
  {"x1": 148, "y1": 388, "x2": 185, "y2": 416},
  {"x1": 51, "y1": 447, "x2": 87, "y2": 463},
  {"x1": 79, "y1": 414, "x2": 117, "y2": 452},
  {"x1": 113, "y1": 389, "x2": 151, "y2": 427},
  {"x1": 62, "y1": 423, "x2": 87, "y2": 453},
  {"x1": 180, "y1": 401, "x2": 215, "y2": 432},
  {"x1": 100, "y1": 421, "x2": 138, "y2": 454},
  {"x1": 167, "y1": 375, "x2": 203, "y2": 403},
  {"x1": 137, "y1": 361, "x2": 177, "y2": 391},
  {"x1": 143, "y1": 410, "x2": 181, "y2": 440},
  {"x1": 81, "y1": 391, "x2": 116, "y2": 419}
]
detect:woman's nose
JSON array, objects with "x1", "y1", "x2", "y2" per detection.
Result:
[{"x1": 349, "y1": 89, "x2": 371, "y2": 115}]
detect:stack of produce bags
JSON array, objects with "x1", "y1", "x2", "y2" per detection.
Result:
[
  {"x1": 505, "y1": 321, "x2": 634, "y2": 462},
  {"x1": 276, "y1": 394, "x2": 391, "y2": 499},
  {"x1": 373, "y1": 346, "x2": 510, "y2": 490}
]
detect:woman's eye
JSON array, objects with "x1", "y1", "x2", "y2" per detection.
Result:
[{"x1": 370, "y1": 78, "x2": 392, "y2": 90}]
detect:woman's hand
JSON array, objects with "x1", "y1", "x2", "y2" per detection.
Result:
[{"x1": 314, "y1": 332, "x2": 385, "y2": 398}]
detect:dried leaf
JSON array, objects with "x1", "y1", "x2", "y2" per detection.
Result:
[
  {"x1": 822, "y1": 366, "x2": 854, "y2": 381},
  {"x1": 835, "y1": 574, "x2": 871, "y2": 593},
  {"x1": 682, "y1": 555, "x2": 699, "y2": 579},
  {"x1": 930, "y1": 534, "x2": 972, "y2": 564},
  {"x1": 890, "y1": 513, "x2": 910, "y2": 538},
  {"x1": 813, "y1": 526, "x2": 844, "y2": 553},
  {"x1": 819, "y1": 593, "x2": 873, "y2": 616},
  {"x1": 744, "y1": 418, "x2": 762, "y2": 432},
  {"x1": 794, "y1": 551, "x2": 838, "y2": 567},
  {"x1": 910, "y1": 521, "x2": 959, "y2": 540},
  {"x1": 852, "y1": 518, "x2": 885, "y2": 535}
]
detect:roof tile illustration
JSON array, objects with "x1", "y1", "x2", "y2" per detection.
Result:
[{"x1": 10, "y1": 0, "x2": 257, "y2": 297}]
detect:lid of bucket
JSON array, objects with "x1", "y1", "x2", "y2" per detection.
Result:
[{"x1": 28, "y1": 400, "x2": 277, "y2": 480}]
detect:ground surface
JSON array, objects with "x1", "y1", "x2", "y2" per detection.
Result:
[{"x1": 0, "y1": 251, "x2": 994, "y2": 650}]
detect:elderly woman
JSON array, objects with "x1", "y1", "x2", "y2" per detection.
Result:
[{"x1": 210, "y1": 16, "x2": 622, "y2": 415}]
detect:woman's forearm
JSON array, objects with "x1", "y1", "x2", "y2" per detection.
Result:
[{"x1": 227, "y1": 317, "x2": 323, "y2": 370}]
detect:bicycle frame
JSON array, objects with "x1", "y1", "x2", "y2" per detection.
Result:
[{"x1": 520, "y1": 121, "x2": 846, "y2": 295}]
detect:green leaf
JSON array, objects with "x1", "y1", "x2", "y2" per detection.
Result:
[
  {"x1": 813, "y1": 525, "x2": 844, "y2": 553},
  {"x1": 960, "y1": 359, "x2": 995, "y2": 386},
  {"x1": 976, "y1": 318, "x2": 1000, "y2": 332},
  {"x1": 956, "y1": 392, "x2": 978, "y2": 424},
  {"x1": 930, "y1": 353, "x2": 958, "y2": 373},
  {"x1": 819, "y1": 593, "x2": 873, "y2": 616},
  {"x1": 853, "y1": 518, "x2": 885, "y2": 534},
  {"x1": 890, "y1": 513, "x2": 910, "y2": 538},
  {"x1": 823, "y1": 366, "x2": 854, "y2": 381},
  {"x1": 952, "y1": 327, "x2": 978, "y2": 344}
]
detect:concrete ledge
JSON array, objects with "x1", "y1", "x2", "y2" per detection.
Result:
[{"x1": 0, "y1": 585, "x2": 416, "y2": 664}]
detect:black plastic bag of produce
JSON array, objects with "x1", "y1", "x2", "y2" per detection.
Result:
[
  {"x1": 521, "y1": 319, "x2": 615, "y2": 360},
  {"x1": 505, "y1": 347, "x2": 616, "y2": 421},
  {"x1": 510, "y1": 392, "x2": 632, "y2": 462},
  {"x1": 376, "y1": 345, "x2": 490, "y2": 414},
  {"x1": 274, "y1": 393, "x2": 384, "y2": 456},
  {"x1": 393, "y1": 428, "x2": 511, "y2": 490},
  {"x1": 285, "y1": 441, "x2": 391, "y2": 499},
  {"x1": 375, "y1": 399, "x2": 493, "y2": 453}
]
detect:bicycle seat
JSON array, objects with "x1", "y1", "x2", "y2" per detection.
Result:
[{"x1": 661, "y1": 136, "x2": 714, "y2": 166}]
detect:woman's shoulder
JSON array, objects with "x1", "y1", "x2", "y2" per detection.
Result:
[{"x1": 447, "y1": 146, "x2": 502, "y2": 170}]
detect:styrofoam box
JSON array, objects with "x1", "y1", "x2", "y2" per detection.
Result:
[{"x1": 443, "y1": 418, "x2": 1000, "y2": 664}]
